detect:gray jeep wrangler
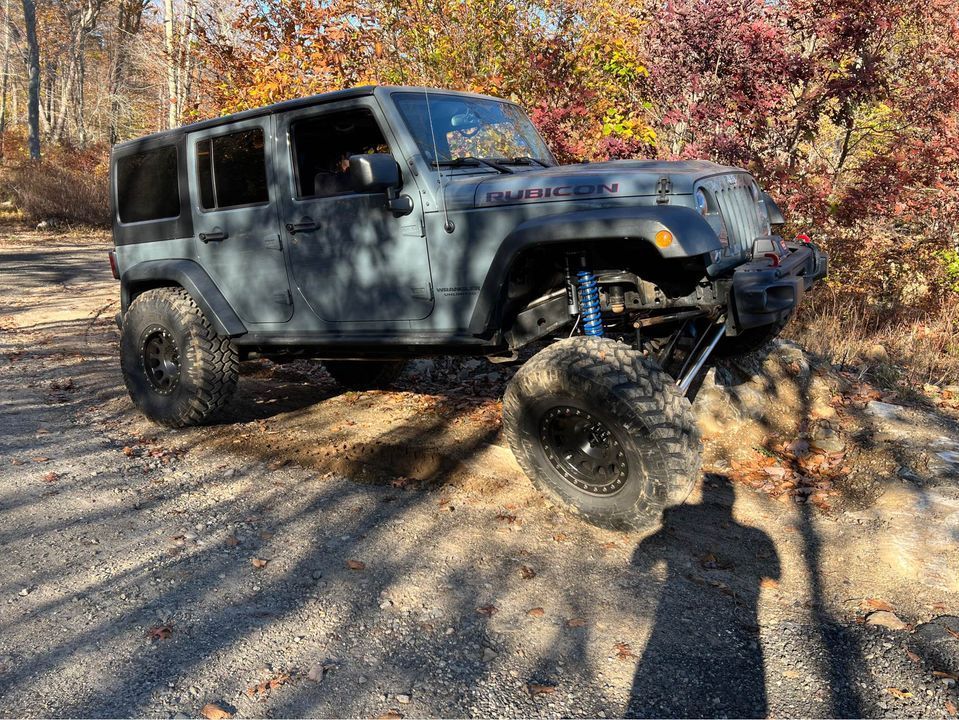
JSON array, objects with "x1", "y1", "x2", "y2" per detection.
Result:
[{"x1": 110, "y1": 86, "x2": 826, "y2": 531}]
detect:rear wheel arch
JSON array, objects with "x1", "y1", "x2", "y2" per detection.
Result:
[{"x1": 120, "y1": 259, "x2": 247, "y2": 338}]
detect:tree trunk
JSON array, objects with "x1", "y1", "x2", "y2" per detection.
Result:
[
  {"x1": 163, "y1": 0, "x2": 177, "y2": 129},
  {"x1": 21, "y1": 0, "x2": 39, "y2": 160},
  {"x1": 109, "y1": 0, "x2": 147, "y2": 144},
  {"x1": 0, "y1": 0, "x2": 11, "y2": 137}
]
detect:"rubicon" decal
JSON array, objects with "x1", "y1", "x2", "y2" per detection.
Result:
[{"x1": 485, "y1": 183, "x2": 620, "y2": 204}]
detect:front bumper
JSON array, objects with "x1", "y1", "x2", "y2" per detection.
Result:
[{"x1": 729, "y1": 238, "x2": 827, "y2": 332}]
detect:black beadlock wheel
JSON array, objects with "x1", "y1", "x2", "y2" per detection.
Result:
[
  {"x1": 322, "y1": 359, "x2": 407, "y2": 390},
  {"x1": 503, "y1": 336, "x2": 701, "y2": 532},
  {"x1": 120, "y1": 287, "x2": 238, "y2": 427}
]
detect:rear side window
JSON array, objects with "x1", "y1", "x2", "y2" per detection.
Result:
[
  {"x1": 116, "y1": 145, "x2": 180, "y2": 223},
  {"x1": 196, "y1": 128, "x2": 269, "y2": 210}
]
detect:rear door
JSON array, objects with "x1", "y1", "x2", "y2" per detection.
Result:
[
  {"x1": 188, "y1": 117, "x2": 292, "y2": 324},
  {"x1": 274, "y1": 99, "x2": 434, "y2": 323}
]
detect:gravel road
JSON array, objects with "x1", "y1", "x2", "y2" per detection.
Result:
[{"x1": 1, "y1": 228, "x2": 958, "y2": 718}]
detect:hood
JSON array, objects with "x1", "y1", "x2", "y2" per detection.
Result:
[{"x1": 440, "y1": 159, "x2": 743, "y2": 211}]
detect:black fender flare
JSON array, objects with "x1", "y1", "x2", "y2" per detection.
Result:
[
  {"x1": 120, "y1": 259, "x2": 247, "y2": 338},
  {"x1": 468, "y1": 205, "x2": 722, "y2": 334}
]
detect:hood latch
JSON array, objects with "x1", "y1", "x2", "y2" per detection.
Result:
[{"x1": 656, "y1": 176, "x2": 672, "y2": 205}]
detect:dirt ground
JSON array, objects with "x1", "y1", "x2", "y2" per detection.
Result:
[{"x1": 1, "y1": 227, "x2": 959, "y2": 719}]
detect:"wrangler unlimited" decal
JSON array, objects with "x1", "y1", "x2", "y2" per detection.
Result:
[{"x1": 485, "y1": 183, "x2": 620, "y2": 204}]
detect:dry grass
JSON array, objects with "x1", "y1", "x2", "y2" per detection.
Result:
[
  {"x1": 0, "y1": 137, "x2": 109, "y2": 227},
  {"x1": 788, "y1": 289, "x2": 959, "y2": 387}
]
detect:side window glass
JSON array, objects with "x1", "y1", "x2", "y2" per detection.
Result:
[
  {"x1": 116, "y1": 145, "x2": 179, "y2": 223},
  {"x1": 290, "y1": 108, "x2": 390, "y2": 198},
  {"x1": 196, "y1": 128, "x2": 269, "y2": 210}
]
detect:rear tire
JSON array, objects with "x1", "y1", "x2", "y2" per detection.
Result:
[
  {"x1": 503, "y1": 336, "x2": 701, "y2": 532},
  {"x1": 323, "y1": 359, "x2": 407, "y2": 390},
  {"x1": 120, "y1": 287, "x2": 238, "y2": 427}
]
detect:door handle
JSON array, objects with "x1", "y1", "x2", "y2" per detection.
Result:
[
  {"x1": 286, "y1": 218, "x2": 318, "y2": 234},
  {"x1": 199, "y1": 228, "x2": 228, "y2": 243}
]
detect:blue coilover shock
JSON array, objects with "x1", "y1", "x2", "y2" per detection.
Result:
[{"x1": 576, "y1": 269, "x2": 604, "y2": 337}]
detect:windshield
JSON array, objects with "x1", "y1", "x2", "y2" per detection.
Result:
[{"x1": 393, "y1": 92, "x2": 556, "y2": 168}]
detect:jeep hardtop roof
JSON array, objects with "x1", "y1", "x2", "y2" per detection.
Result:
[{"x1": 112, "y1": 85, "x2": 513, "y2": 152}]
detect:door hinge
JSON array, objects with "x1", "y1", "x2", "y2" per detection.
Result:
[
  {"x1": 273, "y1": 290, "x2": 292, "y2": 306},
  {"x1": 264, "y1": 234, "x2": 282, "y2": 251},
  {"x1": 656, "y1": 176, "x2": 672, "y2": 205}
]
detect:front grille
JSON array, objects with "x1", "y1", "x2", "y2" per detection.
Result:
[{"x1": 707, "y1": 175, "x2": 765, "y2": 255}]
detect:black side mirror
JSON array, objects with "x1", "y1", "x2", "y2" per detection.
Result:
[
  {"x1": 349, "y1": 153, "x2": 413, "y2": 216},
  {"x1": 349, "y1": 153, "x2": 400, "y2": 193}
]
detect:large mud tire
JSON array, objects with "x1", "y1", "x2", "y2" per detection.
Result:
[
  {"x1": 716, "y1": 313, "x2": 792, "y2": 358},
  {"x1": 120, "y1": 287, "x2": 238, "y2": 427},
  {"x1": 322, "y1": 359, "x2": 407, "y2": 390},
  {"x1": 503, "y1": 336, "x2": 701, "y2": 532}
]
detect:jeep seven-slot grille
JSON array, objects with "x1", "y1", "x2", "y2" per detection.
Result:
[{"x1": 712, "y1": 179, "x2": 764, "y2": 255}]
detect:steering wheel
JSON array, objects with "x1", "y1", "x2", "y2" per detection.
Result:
[{"x1": 456, "y1": 124, "x2": 481, "y2": 138}]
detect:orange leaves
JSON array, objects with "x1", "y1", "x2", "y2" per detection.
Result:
[
  {"x1": 200, "y1": 703, "x2": 233, "y2": 720},
  {"x1": 346, "y1": 559, "x2": 366, "y2": 571},
  {"x1": 251, "y1": 557, "x2": 269, "y2": 569},
  {"x1": 246, "y1": 672, "x2": 291, "y2": 699},
  {"x1": 475, "y1": 604, "x2": 498, "y2": 618}
]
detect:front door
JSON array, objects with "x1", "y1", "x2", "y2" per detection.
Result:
[
  {"x1": 189, "y1": 117, "x2": 292, "y2": 324},
  {"x1": 275, "y1": 101, "x2": 434, "y2": 323}
]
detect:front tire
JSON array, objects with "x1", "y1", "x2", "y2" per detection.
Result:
[
  {"x1": 322, "y1": 359, "x2": 407, "y2": 390},
  {"x1": 120, "y1": 287, "x2": 238, "y2": 427},
  {"x1": 503, "y1": 336, "x2": 701, "y2": 532}
]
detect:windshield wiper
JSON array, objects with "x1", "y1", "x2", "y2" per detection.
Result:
[
  {"x1": 431, "y1": 157, "x2": 513, "y2": 174},
  {"x1": 498, "y1": 156, "x2": 551, "y2": 168}
]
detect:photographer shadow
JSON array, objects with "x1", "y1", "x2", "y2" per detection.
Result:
[{"x1": 626, "y1": 473, "x2": 780, "y2": 718}]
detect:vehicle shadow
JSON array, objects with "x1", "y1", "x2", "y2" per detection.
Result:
[{"x1": 625, "y1": 473, "x2": 779, "y2": 718}]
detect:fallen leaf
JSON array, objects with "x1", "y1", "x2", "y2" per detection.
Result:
[
  {"x1": 528, "y1": 683, "x2": 556, "y2": 697},
  {"x1": 946, "y1": 699, "x2": 957, "y2": 717},
  {"x1": 347, "y1": 559, "x2": 366, "y2": 571},
  {"x1": 200, "y1": 703, "x2": 233, "y2": 720},
  {"x1": 760, "y1": 578, "x2": 779, "y2": 590},
  {"x1": 862, "y1": 598, "x2": 895, "y2": 613},
  {"x1": 520, "y1": 565, "x2": 536, "y2": 580},
  {"x1": 905, "y1": 649, "x2": 921, "y2": 664},
  {"x1": 31, "y1": 457, "x2": 50, "y2": 463},
  {"x1": 945, "y1": 626, "x2": 959, "y2": 641},
  {"x1": 886, "y1": 687, "x2": 913, "y2": 699},
  {"x1": 246, "y1": 672, "x2": 290, "y2": 699},
  {"x1": 42, "y1": 471, "x2": 59, "y2": 483},
  {"x1": 614, "y1": 642, "x2": 636, "y2": 660},
  {"x1": 476, "y1": 604, "x2": 498, "y2": 617},
  {"x1": 224, "y1": 535, "x2": 240, "y2": 547},
  {"x1": 377, "y1": 712, "x2": 404, "y2": 720},
  {"x1": 565, "y1": 617, "x2": 587, "y2": 628},
  {"x1": 553, "y1": 533, "x2": 568, "y2": 542},
  {"x1": 526, "y1": 607, "x2": 545, "y2": 617},
  {"x1": 145, "y1": 625, "x2": 173, "y2": 641},
  {"x1": 933, "y1": 670, "x2": 959, "y2": 681},
  {"x1": 251, "y1": 558, "x2": 269, "y2": 569}
]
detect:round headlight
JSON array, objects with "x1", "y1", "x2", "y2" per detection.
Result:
[{"x1": 694, "y1": 188, "x2": 708, "y2": 215}]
